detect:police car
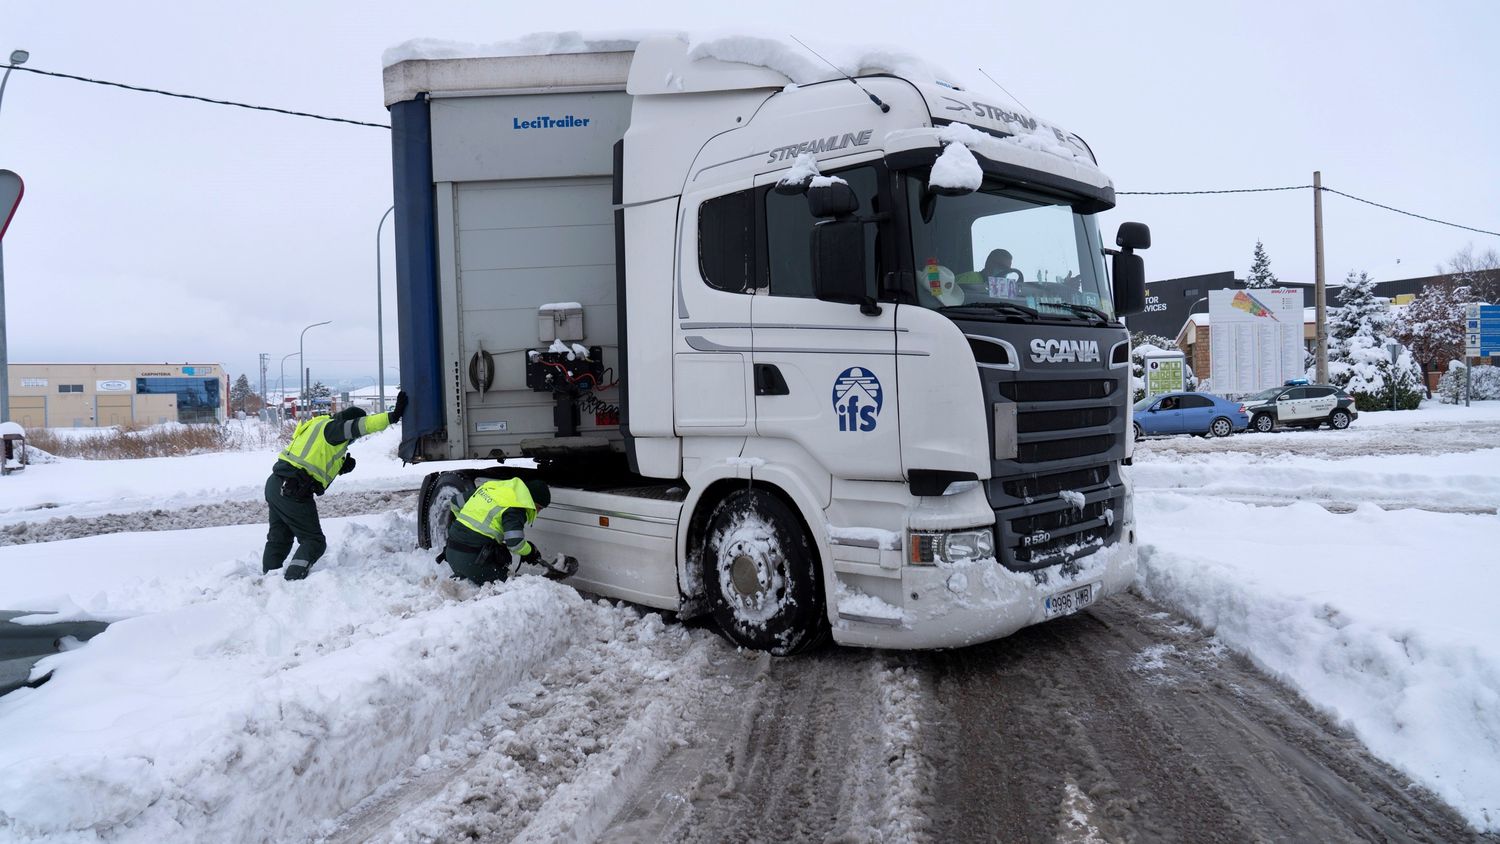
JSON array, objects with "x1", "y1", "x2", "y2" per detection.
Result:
[{"x1": 1243, "y1": 381, "x2": 1358, "y2": 432}]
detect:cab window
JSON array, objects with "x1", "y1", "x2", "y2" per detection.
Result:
[{"x1": 698, "y1": 189, "x2": 754, "y2": 293}]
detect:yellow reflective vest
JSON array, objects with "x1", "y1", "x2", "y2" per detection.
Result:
[
  {"x1": 452, "y1": 478, "x2": 537, "y2": 544},
  {"x1": 277, "y1": 413, "x2": 390, "y2": 489}
]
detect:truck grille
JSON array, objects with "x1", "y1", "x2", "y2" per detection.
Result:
[
  {"x1": 998, "y1": 379, "x2": 1114, "y2": 403},
  {"x1": 1002, "y1": 466, "x2": 1109, "y2": 500},
  {"x1": 1016, "y1": 406, "x2": 1114, "y2": 434},
  {"x1": 1017, "y1": 434, "x2": 1114, "y2": 464}
]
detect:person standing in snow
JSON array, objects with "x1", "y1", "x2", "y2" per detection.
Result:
[
  {"x1": 439, "y1": 477, "x2": 553, "y2": 585},
  {"x1": 263, "y1": 391, "x2": 407, "y2": 580}
]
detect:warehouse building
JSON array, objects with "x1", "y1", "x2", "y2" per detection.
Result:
[{"x1": 7, "y1": 363, "x2": 228, "y2": 428}]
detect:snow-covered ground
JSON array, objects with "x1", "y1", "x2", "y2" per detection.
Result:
[
  {"x1": 1132, "y1": 401, "x2": 1500, "y2": 831},
  {"x1": 1, "y1": 404, "x2": 1497, "y2": 838}
]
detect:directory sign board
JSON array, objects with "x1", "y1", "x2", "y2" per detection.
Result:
[
  {"x1": 1208, "y1": 288, "x2": 1304, "y2": 394},
  {"x1": 1143, "y1": 352, "x2": 1186, "y2": 400},
  {"x1": 1465, "y1": 304, "x2": 1500, "y2": 358}
]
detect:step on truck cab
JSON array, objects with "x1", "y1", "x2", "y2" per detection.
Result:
[{"x1": 385, "y1": 33, "x2": 1150, "y2": 653}]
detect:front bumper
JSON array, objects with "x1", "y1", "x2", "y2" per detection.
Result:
[{"x1": 829, "y1": 528, "x2": 1137, "y2": 650}]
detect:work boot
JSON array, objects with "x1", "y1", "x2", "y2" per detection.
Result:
[{"x1": 284, "y1": 561, "x2": 312, "y2": 581}]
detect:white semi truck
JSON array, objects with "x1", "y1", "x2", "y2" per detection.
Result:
[{"x1": 384, "y1": 35, "x2": 1151, "y2": 654}]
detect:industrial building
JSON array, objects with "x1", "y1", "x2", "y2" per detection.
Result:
[{"x1": 6, "y1": 363, "x2": 228, "y2": 428}]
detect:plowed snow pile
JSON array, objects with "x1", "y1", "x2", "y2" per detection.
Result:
[{"x1": 0, "y1": 513, "x2": 700, "y2": 842}]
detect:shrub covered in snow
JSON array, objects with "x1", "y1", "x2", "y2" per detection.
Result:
[{"x1": 1437, "y1": 363, "x2": 1500, "y2": 403}]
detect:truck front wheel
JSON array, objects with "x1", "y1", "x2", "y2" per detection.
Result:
[{"x1": 701, "y1": 488, "x2": 828, "y2": 656}]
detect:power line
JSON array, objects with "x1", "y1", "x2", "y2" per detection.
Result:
[
  {"x1": 1118, "y1": 183, "x2": 1498, "y2": 239},
  {"x1": 1319, "y1": 186, "x2": 1500, "y2": 239},
  {"x1": 1118, "y1": 185, "x2": 1313, "y2": 196},
  {"x1": 9, "y1": 65, "x2": 390, "y2": 130}
]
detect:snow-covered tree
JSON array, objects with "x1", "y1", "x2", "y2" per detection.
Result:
[
  {"x1": 1392, "y1": 280, "x2": 1473, "y2": 397},
  {"x1": 1246, "y1": 240, "x2": 1279, "y2": 289},
  {"x1": 1326, "y1": 270, "x2": 1423, "y2": 410},
  {"x1": 305, "y1": 381, "x2": 333, "y2": 400},
  {"x1": 230, "y1": 374, "x2": 252, "y2": 410}
]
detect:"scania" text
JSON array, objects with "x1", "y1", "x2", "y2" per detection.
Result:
[{"x1": 1029, "y1": 338, "x2": 1101, "y2": 364}]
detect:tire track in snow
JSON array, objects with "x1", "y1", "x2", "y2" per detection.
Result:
[
  {"x1": 922, "y1": 591, "x2": 1483, "y2": 843},
  {"x1": 613, "y1": 648, "x2": 933, "y2": 843}
]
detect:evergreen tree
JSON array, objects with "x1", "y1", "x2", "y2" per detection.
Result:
[
  {"x1": 1247, "y1": 240, "x2": 1279, "y2": 289},
  {"x1": 305, "y1": 381, "x2": 333, "y2": 400},
  {"x1": 230, "y1": 374, "x2": 253, "y2": 412},
  {"x1": 1392, "y1": 280, "x2": 1473, "y2": 397},
  {"x1": 1327, "y1": 270, "x2": 1422, "y2": 409}
]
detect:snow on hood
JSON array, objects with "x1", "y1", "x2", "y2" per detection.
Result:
[{"x1": 384, "y1": 28, "x2": 959, "y2": 87}]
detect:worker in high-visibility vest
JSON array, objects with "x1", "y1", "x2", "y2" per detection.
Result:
[
  {"x1": 263, "y1": 391, "x2": 407, "y2": 580},
  {"x1": 441, "y1": 477, "x2": 552, "y2": 585}
]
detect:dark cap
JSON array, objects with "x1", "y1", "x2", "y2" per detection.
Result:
[{"x1": 524, "y1": 478, "x2": 551, "y2": 509}]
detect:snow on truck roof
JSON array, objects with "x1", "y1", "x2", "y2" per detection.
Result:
[{"x1": 381, "y1": 31, "x2": 1094, "y2": 164}]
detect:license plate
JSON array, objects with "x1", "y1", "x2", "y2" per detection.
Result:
[{"x1": 1044, "y1": 583, "x2": 1097, "y2": 618}]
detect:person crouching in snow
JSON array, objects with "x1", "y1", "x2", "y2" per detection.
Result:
[
  {"x1": 440, "y1": 477, "x2": 553, "y2": 585},
  {"x1": 263, "y1": 391, "x2": 406, "y2": 580}
]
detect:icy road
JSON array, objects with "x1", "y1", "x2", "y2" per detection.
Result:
[{"x1": 1, "y1": 408, "x2": 1498, "y2": 842}]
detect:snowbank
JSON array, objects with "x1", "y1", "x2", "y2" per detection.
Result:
[
  {"x1": 0, "y1": 514, "x2": 615, "y2": 842},
  {"x1": 1136, "y1": 493, "x2": 1500, "y2": 831}
]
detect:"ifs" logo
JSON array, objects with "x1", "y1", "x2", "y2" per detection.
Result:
[{"x1": 832, "y1": 367, "x2": 883, "y2": 432}]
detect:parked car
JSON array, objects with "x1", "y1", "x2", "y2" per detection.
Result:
[
  {"x1": 1242, "y1": 383, "x2": 1358, "y2": 432},
  {"x1": 1133, "y1": 392, "x2": 1248, "y2": 439}
]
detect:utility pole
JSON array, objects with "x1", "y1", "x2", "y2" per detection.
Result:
[
  {"x1": 1313, "y1": 170, "x2": 1328, "y2": 384},
  {"x1": 258, "y1": 353, "x2": 268, "y2": 411}
]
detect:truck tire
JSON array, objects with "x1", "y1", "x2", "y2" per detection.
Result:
[
  {"x1": 1252, "y1": 413, "x2": 1275, "y2": 433},
  {"x1": 700, "y1": 488, "x2": 828, "y2": 656},
  {"x1": 424, "y1": 472, "x2": 475, "y2": 554}
]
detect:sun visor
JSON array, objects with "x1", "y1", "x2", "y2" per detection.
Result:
[{"x1": 883, "y1": 128, "x2": 1116, "y2": 214}]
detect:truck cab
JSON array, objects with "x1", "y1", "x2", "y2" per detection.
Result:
[{"x1": 386, "y1": 34, "x2": 1149, "y2": 653}]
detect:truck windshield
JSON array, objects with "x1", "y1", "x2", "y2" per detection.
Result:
[{"x1": 907, "y1": 176, "x2": 1114, "y2": 322}]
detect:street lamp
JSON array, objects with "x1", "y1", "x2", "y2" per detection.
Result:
[
  {"x1": 299, "y1": 320, "x2": 332, "y2": 404},
  {"x1": 278, "y1": 352, "x2": 298, "y2": 411},
  {"x1": 0, "y1": 48, "x2": 28, "y2": 423},
  {"x1": 376, "y1": 206, "x2": 394, "y2": 416}
]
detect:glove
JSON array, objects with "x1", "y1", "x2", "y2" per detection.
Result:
[
  {"x1": 390, "y1": 391, "x2": 409, "y2": 424},
  {"x1": 520, "y1": 544, "x2": 542, "y2": 566},
  {"x1": 339, "y1": 455, "x2": 356, "y2": 475}
]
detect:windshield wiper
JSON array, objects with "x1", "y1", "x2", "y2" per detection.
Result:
[
  {"x1": 938, "y1": 301, "x2": 1040, "y2": 320},
  {"x1": 1039, "y1": 302, "x2": 1113, "y2": 324}
]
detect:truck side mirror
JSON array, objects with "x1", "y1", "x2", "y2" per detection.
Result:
[
  {"x1": 1111, "y1": 221, "x2": 1150, "y2": 316},
  {"x1": 811, "y1": 220, "x2": 873, "y2": 312},
  {"x1": 807, "y1": 180, "x2": 859, "y2": 218}
]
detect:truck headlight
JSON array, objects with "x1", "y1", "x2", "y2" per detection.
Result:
[{"x1": 909, "y1": 528, "x2": 995, "y2": 565}]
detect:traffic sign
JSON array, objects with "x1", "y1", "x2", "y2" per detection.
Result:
[
  {"x1": 0, "y1": 170, "x2": 22, "y2": 241},
  {"x1": 1466, "y1": 304, "x2": 1500, "y2": 357}
]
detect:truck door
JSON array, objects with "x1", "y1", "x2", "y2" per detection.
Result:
[
  {"x1": 750, "y1": 164, "x2": 902, "y2": 482},
  {"x1": 676, "y1": 184, "x2": 756, "y2": 433}
]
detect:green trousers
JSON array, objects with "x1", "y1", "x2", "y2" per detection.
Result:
[
  {"x1": 444, "y1": 522, "x2": 512, "y2": 585},
  {"x1": 263, "y1": 474, "x2": 327, "y2": 573}
]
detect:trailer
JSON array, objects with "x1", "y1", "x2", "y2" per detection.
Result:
[{"x1": 384, "y1": 34, "x2": 1150, "y2": 653}]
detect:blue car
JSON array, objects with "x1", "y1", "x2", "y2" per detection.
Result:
[{"x1": 1133, "y1": 391, "x2": 1248, "y2": 439}]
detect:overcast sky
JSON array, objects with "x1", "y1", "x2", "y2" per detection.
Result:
[{"x1": 3, "y1": 0, "x2": 1497, "y2": 386}]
